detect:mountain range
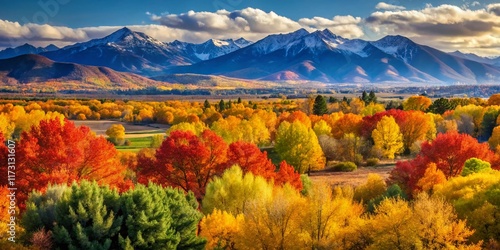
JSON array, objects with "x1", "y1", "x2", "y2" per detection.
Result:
[
  {"x1": 0, "y1": 54, "x2": 160, "y2": 90},
  {"x1": 1, "y1": 27, "x2": 499, "y2": 85},
  {"x1": 0, "y1": 43, "x2": 59, "y2": 60}
]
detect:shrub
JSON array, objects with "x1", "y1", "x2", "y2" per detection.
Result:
[
  {"x1": 331, "y1": 162, "x2": 357, "y2": 172},
  {"x1": 366, "y1": 158, "x2": 380, "y2": 167},
  {"x1": 123, "y1": 140, "x2": 132, "y2": 146}
]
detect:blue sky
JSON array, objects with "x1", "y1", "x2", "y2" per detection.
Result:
[
  {"x1": 0, "y1": 0, "x2": 499, "y2": 55},
  {"x1": 0, "y1": 0, "x2": 491, "y2": 27}
]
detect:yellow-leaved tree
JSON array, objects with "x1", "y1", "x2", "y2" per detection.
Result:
[
  {"x1": 275, "y1": 121, "x2": 326, "y2": 173},
  {"x1": 200, "y1": 209, "x2": 244, "y2": 250},
  {"x1": 106, "y1": 124, "x2": 125, "y2": 145},
  {"x1": 372, "y1": 116, "x2": 404, "y2": 159}
]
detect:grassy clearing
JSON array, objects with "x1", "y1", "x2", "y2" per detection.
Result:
[{"x1": 116, "y1": 136, "x2": 155, "y2": 152}]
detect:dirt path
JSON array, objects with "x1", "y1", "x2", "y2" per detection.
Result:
[
  {"x1": 72, "y1": 120, "x2": 169, "y2": 136},
  {"x1": 309, "y1": 162, "x2": 396, "y2": 187}
]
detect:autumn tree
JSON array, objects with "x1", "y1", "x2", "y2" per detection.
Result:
[
  {"x1": 275, "y1": 121, "x2": 325, "y2": 173},
  {"x1": 490, "y1": 124, "x2": 500, "y2": 149},
  {"x1": 312, "y1": 120, "x2": 332, "y2": 137},
  {"x1": 106, "y1": 124, "x2": 126, "y2": 145},
  {"x1": 331, "y1": 113, "x2": 362, "y2": 139},
  {"x1": 372, "y1": 116, "x2": 404, "y2": 159},
  {"x1": 487, "y1": 93, "x2": 500, "y2": 106},
  {"x1": 433, "y1": 171, "x2": 500, "y2": 243},
  {"x1": 403, "y1": 96, "x2": 432, "y2": 111},
  {"x1": 14, "y1": 119, "x2": 127, "y2": 209},
  {"x1": 390, "y1": 131, "x2": 498, "y2": 192},
  {"x1": 416, "y1": 163, "x2": 447, "y2": 193},
  {"x1": 367, "y1": 194, "x2": 477, "y2": 249},
  {"x1": 200, "y1": 209, "x2": 244, "y2": 250},
  {"x1": 236, "y1": 184, "x2": 305, "y2": 250},
  {"x1": 226, "y1": 141, "x2": 276, "y2": 179},
  {"x1": 461, "y1": 158, "x2": 491, "y2": 176},
  {"x1": 138, "y1": 130, "x2": 228, "y2": 200},
  {"x1": 354, "y1": 174, "x2": 387, "y2": 203},
  {"x1": 202, "y1": 166, "x2": 273, "y2": 215},
  {"x1": 274, "y1": 161, "x2": 303, "y2": 191},
  {"x1": 300, "y1": 184, "x2": 364, "y2": 249}
]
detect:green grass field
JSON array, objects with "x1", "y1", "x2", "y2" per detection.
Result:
[{"x1": 116, "y1": 136, "x2": 156, "y2": 152}]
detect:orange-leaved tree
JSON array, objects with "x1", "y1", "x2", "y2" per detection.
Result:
[
  {"x1": 390, "y1": 131, "x2": 499, "y2": 193},
  {"x1": 13, "y1": 119, "x2": 128, "y2": 210},
  {"x1": 227, "y1": 141, "x2": 276, "y2": 180},
  {"x1": 138, "y1": 130, "x2": 228, "y2": 200}
]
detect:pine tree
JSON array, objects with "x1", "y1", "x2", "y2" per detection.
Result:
[
  {"x1": 313, "y1": 95, "x2": 328, "y2": 115},
  {"x1": 219, "y1": 100, "x2": 225, "y2": 111},
  {"x1": 369, "y1": 91, "x2": 377, "y2": 103},
  {"x1": 361, "y1": 91, "x2": 369, "y2": 104},
  {"x1": 203, "y1": 99, "x2": 211, "y2": 109},
  {"x1": 237, "y1": 97, "x2": 242, "y2": 104},
  {"x1": 120, "y1": 183, "x2": 181, "y2": 249},
  {"x1": 51, "y1": 181, "x2": 123, "y2": 249}
]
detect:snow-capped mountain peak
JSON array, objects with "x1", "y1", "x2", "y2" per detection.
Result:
[{"x1": 371, "y1": 35, "x2": 419, "y2": 63}]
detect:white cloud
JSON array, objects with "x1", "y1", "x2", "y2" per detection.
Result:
[
  {"x1": 298, "y1": 16, "x2": 364, "y2": 38},
  {"x1": 151, "y1": 8, "x2": 301, "y2": 34},
  {"x1": 365, "y1": 4, "x2": 500, "y2": 55},
  {"x1": 375, "y1": 2, "x2": 406, "y2": 10}
]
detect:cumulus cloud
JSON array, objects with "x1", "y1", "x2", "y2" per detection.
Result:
[
  {"x1": 298, "y1": 15, "x2": 364, "y2": 38},
  {"x1": 0, "y1": 20, "x2": 88, "y2": 46},
  {"x1": 375, "y1": 2, "x2": 406, "y2": 10},
  {"x1": 151, "y1": 8, "x2": 301, "y2": 34},
  {"x1": 366, "y1": 4, "x2": 500, "y2": 55},
  {"x1": 488, "y1": 3, "x2": 500, "y2": 16}
]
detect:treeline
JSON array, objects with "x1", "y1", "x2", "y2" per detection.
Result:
[{"x1": 3, "y1": 93, "x2": 500, "y2": 248}]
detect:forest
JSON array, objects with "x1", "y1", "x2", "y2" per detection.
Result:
[{"x1": 2, "y1": 92, "x2": 500, "y2": 249}]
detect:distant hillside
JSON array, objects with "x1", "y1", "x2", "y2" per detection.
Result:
[
  {"x1": 151, "y1": 74, "x2": 278, "y2": 88},
  {"x1": 0, "y1": 54, "x2": 162, "y2": 90}
]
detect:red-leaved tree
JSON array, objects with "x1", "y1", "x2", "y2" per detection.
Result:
[
  {"x1": 390, "y1": 131, "x2": 499, "y2": 193},
  {"x1": 13, "y1": 119, "x2": 128, "y2": 209},
  {"x1": 138, "y1": 130, "x2": 228, "y2": 200},
  {"x1": 227, "y1": 141, "x2": 303, "y2": 190}
]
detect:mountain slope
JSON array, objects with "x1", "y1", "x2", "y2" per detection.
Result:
[
  {"x1": 169, "y1": 38, "x2": 252, "y2": 60},
  {"x1": 0, "y1": 54, "x2": 161, "y2": 90},
  {"x1": 0, "y1": 44, "x2": 59, "y2": 59},
  {"x1": 168, "y1": 29, "x2": 500, "y2": 84},
  {"x1": 40, "y1": 27, "x2": 199, "y2": 76},
  {"x1": 450, "y1": 51, "x2": 500, "y2": 67}
]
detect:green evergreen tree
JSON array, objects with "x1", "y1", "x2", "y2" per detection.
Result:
[
  {"x1": 368, "y1": 91, "x2": 377, "y2": 103},
  {"x1": 227, "y1": 100, "x2": 232, "y2": 109},
  {"x1": 52, "y1": 181, "x2": 123, "y2": 250},
  {"x1": 22, "y1": 184, "x2": 68, "y2": 236},
  {"x1": 164, "y1": 188, "x2": 206, "y2": 249},
  {"x1": 237, "y1": 97, "x2": 242, "y2": 104},
  {"x1": 328, "y1": 96, "x2": 338, "y2": 103},
  {"x1": 253, "y1": 103, "x2": 258, "y2": 109},
  {"x1": 203, "y1": 99, "x2": 211, "y2": 109},
  {"x1": 218, "y1": 100, "x2": 225, "y2": 111},
  {"x1": 119, "y1": 184, "x2": 180, "y2": 250},
  {"x1": 361, "y1": 91, "x2": 369, "y2": 104},
  {"x1": 428, "y1": 98, "x2": 452, "y2": 114},
  {"x1": 313, "y1": 95, "x2": 328, "y2": 115}
]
